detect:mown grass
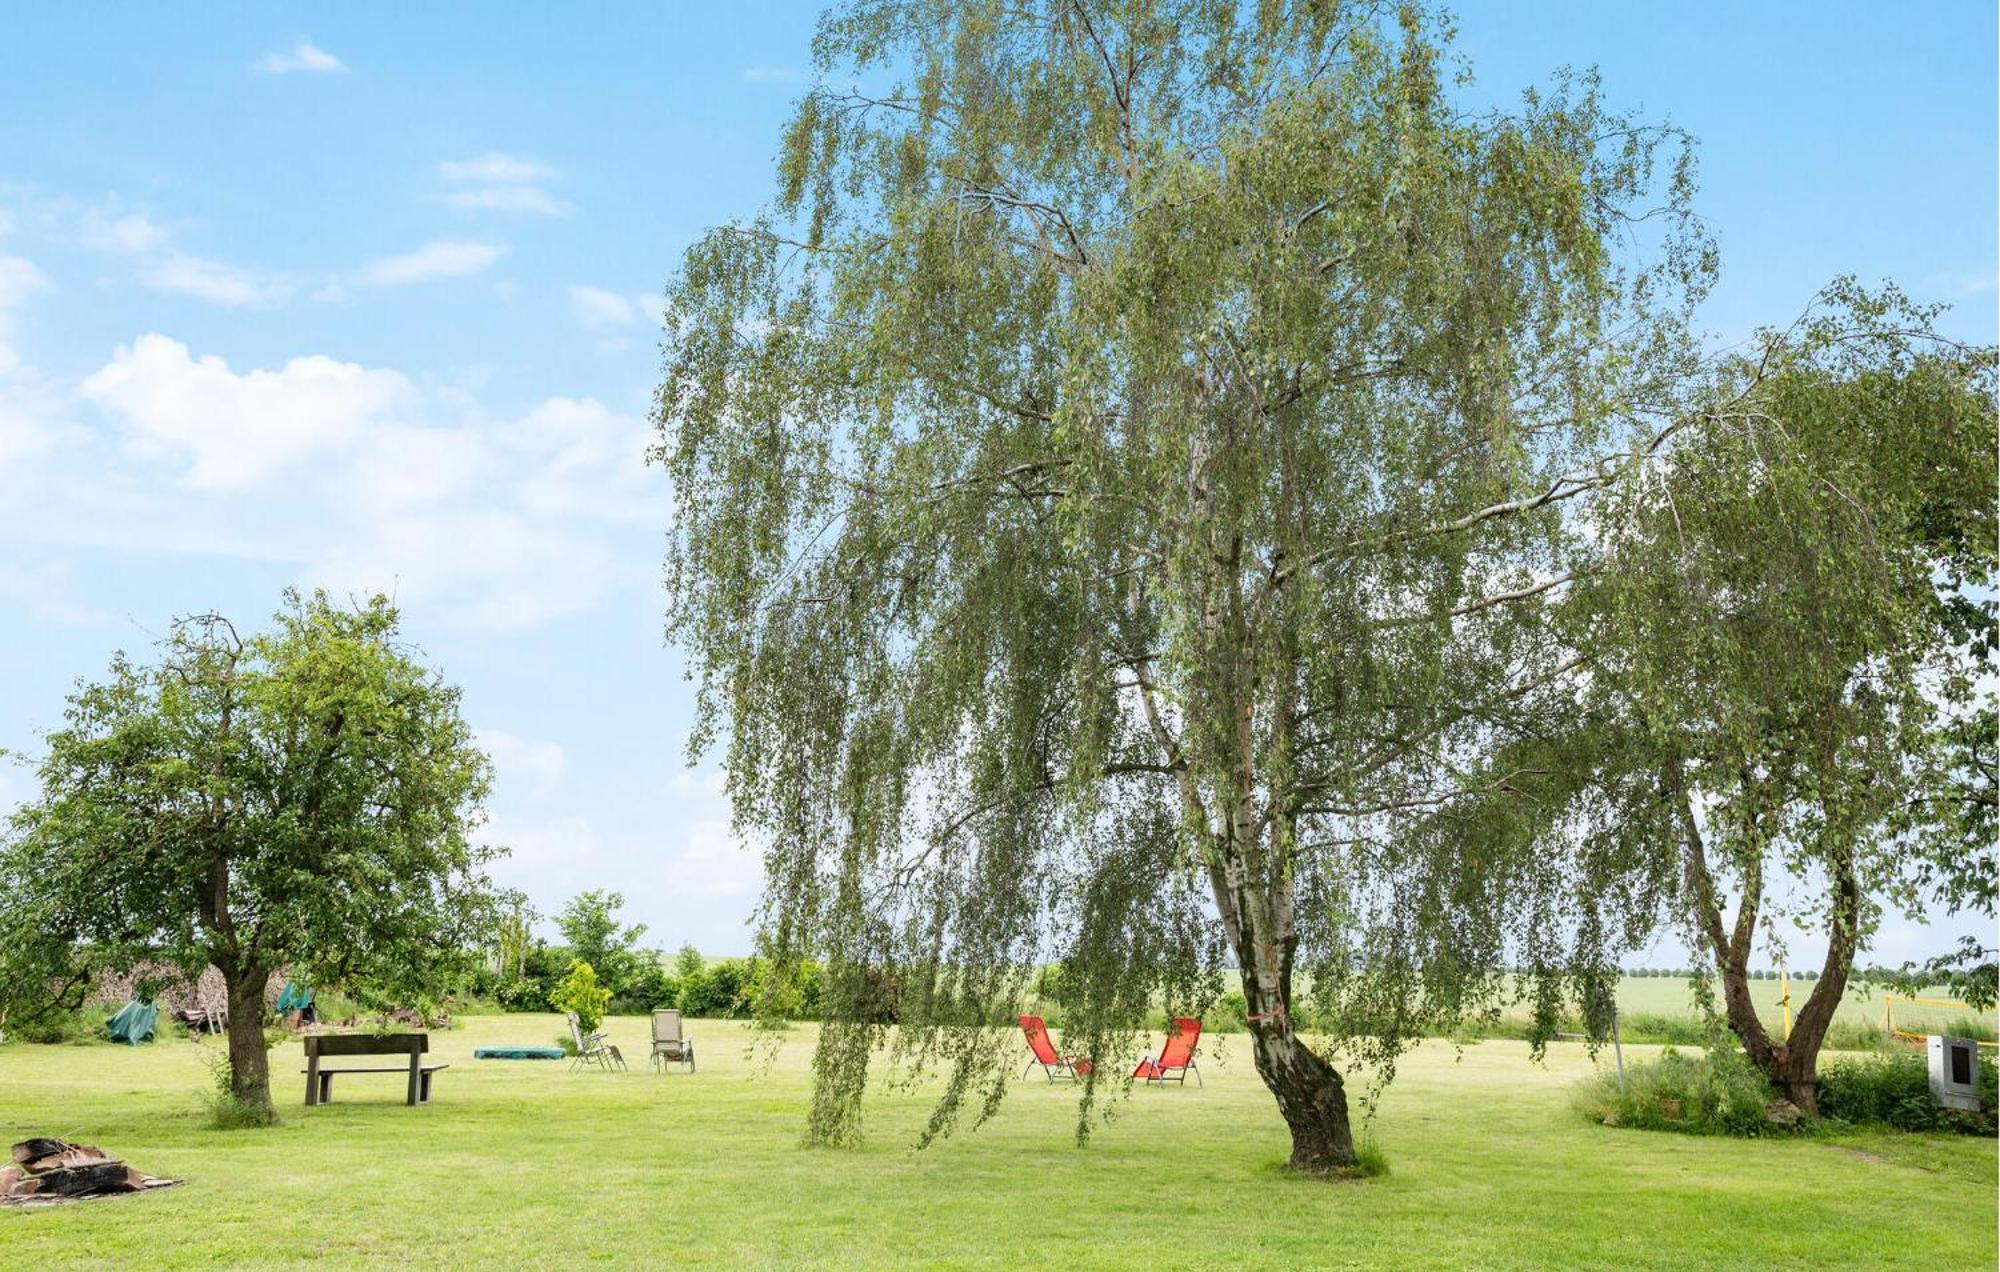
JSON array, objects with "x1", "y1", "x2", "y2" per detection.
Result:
[{"x1": 1, "y1": 1015, "x2": 1993, "y2": 1269}]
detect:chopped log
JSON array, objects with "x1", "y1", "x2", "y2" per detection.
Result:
[
  {"x1": 31, "y1": 1161, "x2": 140, "y2": 1197},
  {"x1": 10, "y1": 1137, "x2": 69, "y2": 1165},
  {"x1": 3, "y1": 1135, "x2": 182, "y2": 1205},
  {"x1": 24, "y1": 1146, "x2": 114, "y2": 1173}
]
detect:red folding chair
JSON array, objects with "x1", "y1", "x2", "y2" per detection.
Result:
[
  {"x1": 1018, "y1": 1015, "x2": 1091, "y2": 1081},
  {"x1": 1132, "y1": 1016, "x2": 1203, "y2": 1086}
]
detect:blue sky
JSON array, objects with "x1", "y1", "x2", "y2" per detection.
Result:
[{"x1": 0, "y1": 3, "x2": 1992, "y2": 960}]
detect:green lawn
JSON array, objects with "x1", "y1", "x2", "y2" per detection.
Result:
[{"x1": 1, "y1": 1015, "x2": 1992, "y2": 1269}]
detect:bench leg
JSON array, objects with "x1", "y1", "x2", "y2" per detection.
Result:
[
  {"x1": 419, "y1": 1070, "x2": 434, "y2": 1103},
  {"x1": 317, "y1": 1073, "x2": 334, "y2": 1104}
]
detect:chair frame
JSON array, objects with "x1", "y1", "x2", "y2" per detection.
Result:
[
  {"x1": 1135, "y1": 1016, "x2": 1203, "y2": 1087},
  {"x1": 1018, "y1": 1014, "x2": 1086, "y2": 1082},
  {"x1": 649, "y1": 1009, "x2": 696, "y2": 1073},
  {"x1": 567, "y1": 1011, "x2": 625, "y2": 1071}
]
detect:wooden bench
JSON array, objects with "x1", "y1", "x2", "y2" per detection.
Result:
[{"x1": 301, "y1": 1033, "x2": 447, "y2": 1106}]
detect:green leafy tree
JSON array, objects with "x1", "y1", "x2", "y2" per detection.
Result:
[
  {"x1": 1555, "y1": 290, "x2": 1995, "y2": 1111},
  {"x1": 655, "y1": 1, "x2": 1712, "y2": 1167},
  {"x1": 673, "y1": 943, "x2": 705, "y2": 983},
  {"x1": 556, "y1": 889, "x2": 648, "y2": 994},
  {"x1": 492, "y1": 887, "x2": 540, "y2": 979},
  {"x1": 552, "y1": 959, "x2": 611, "y2": 1034},
  {"x1": 0, "y1": 592, "x2": 499, "y2": 1121}
]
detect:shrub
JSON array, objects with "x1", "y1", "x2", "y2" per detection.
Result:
[
  {"x1": 198, "y1": 1045, "x2": 277, "y2": 1128},
  {"x1": 550, "y1": 960, "x2": 611, "y2": 1033},
  {"x1": 677, "y1": 958, "x2": 749, "y2": 1018},
  {"x1": 1211, "y1": 991, "x2": 1249, "y2": 1033},
  {"x1": 610, "y1": 961, "x2": 676, "y2": 1015},
  {"x1": 4, "y1": 997, "x2": 117, "y2": 1045},
  {"x1": 1575, "y1": 1047, "x2": 1779, "y2": 1137},
  {"x1": 1816, "y1": 1049, "x2": 1997, "y2": 1134}
]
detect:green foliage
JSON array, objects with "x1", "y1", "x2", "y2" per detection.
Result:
[
  {"x1": 1816, "y1": 1050, "x2": 1998, "y2": 1134},
  {"x1": 551, "y1": 960, "x2": 612, "y2": 1034},
  {"x1": 0, "y1": 591, "x2": 501, "y2": 1117},
  {"x1": 677, "y1": 958, "x2": 749, "y2": 1019},
  {"x1": 657, "y1": 0, "x2": 1715, "y2": 1162},
  {"x1": 610, "y1": 959, "x2": 677, "y2": 1015},
  {"x1": 1347, "y1": 1133, "x2": 1391, "y2": 1180},
  {"x1": 673, "y1": 943, "x2": 705, "y2": 982},
  {"x1": 1532, "y1": 288, "x2": 1998, "y2": 1093},
  {"x1": 2, "y1": 996, "x2": 117, "y2": 1045},
  {"x1": 200, "y1": 1048, "x2": 278, "y2": 1129},
  {"x1": 556, "y1": 890, "x2": 650, "y2": 997},
  {"x1": 1575, "y1": 1048, "x2": 1779, "y2": 1137}
]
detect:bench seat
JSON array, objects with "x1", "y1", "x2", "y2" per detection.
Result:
[
  {"x1": 301, "y1": 1032, "x2": 446, "y2": 1106},
  {"x1": 300, "y1": 1063, "x2": 449, "y2": 1104}
]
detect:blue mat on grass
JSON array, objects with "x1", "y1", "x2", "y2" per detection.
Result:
[{"x1": 474, "y1": 1047, "x2": 566, "y2": 1060}]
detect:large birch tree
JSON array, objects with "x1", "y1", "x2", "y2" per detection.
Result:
[{"x1": 655, "y1": 0, "x2": 1711, "y2": 1169}]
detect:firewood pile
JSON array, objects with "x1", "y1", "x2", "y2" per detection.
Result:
[{"x1": 0, "y1": 1139, "x2": 181, "y2": 1207}]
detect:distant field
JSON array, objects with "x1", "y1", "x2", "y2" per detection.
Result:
[
  {"x1": 1197, "y1": 972, "x2": 1998, "y2": 1041},
  {"x1": 1, "y1": 1015, "x2": 1993, "y2": 1269},
  {"x1": 1610, "y1": 976, "x2": 1995, "y2": 1038}
]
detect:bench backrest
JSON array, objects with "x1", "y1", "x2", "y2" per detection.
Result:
[{"x1": 304, "y1": 1032, "x2": 429, "y2": 1058}]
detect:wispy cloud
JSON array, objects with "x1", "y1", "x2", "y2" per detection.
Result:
[
  {"x1": 139, "y1": 253, "x2": 292, "y2": 308},
  {"x1": 355, "y1": 240, "x2": 508, "y2": 287},
  {"x1": 440, "y1": 154, "x2": 555, "y2": 185},
  {"x1": 741, "y1": 66, "x2": 802, "y2": 83},
  {"x1": 437, "y1": 153, "x2": 570, "y2": 218},
  {"x1": 568, "y1": 286, "x2": 636, "y2": 330},
  {"x1": 444, "y1": 186, "x2": 572, "y2": 217},
  {"x1": 78, "y1": 209, "x2": 167, "y2": 254},
  {"x1": 0, "y1": 255, "x2": 50, "y2": 374},
  {"x1": 257, "y1": 41, "x2": 347, "y2": 76},
  {"x1": 569, "y1": 285, "x2": 662, "y2": 354}
]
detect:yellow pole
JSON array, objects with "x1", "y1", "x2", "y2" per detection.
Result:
[{"x1": 1780, "y1": 969, "x2": 1791, "y2": 1040}]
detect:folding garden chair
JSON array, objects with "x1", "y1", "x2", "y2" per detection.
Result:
[{"x1": 1132, "y1": 1015, "x2": 1202, "y2": 1086}]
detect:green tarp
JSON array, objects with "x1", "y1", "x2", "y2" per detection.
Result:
[
  {"x1": 275, "y1": 981, "x2": 314, "y2": 1014},
  {"x1": 106, "y1": 999, "x2": 157, "y2": 1044},
  {"x1": 473, "y1": 1047, "x2": 566, "y2": 1060}
]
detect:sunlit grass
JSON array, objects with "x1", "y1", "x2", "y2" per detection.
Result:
[{"x1": 1, "y1": 1015, "x2": 1992, "y2": 1269}]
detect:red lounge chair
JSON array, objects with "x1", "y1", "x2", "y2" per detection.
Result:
[
  {"x1": 1132, "y1": 1016, "x2": 1203, "y2": 1086},
  {"x1": 1018, "y1": 1015, "x2": 1091, "y2": 1081}
]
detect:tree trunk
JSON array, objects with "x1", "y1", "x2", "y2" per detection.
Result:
[
  {"x1": 1210, "y1": 853, "x2": 1357, "y2": 1171},
  {"x1": 1676, "y1": 772, "x2": 1862, "y2": 1118},
  {"x1": 222, "y1": 966, "x2": 274, "y2": 1119},
  {"x1": 1247, "y1": 1014, "x2": 1356, "y2": 1170}
]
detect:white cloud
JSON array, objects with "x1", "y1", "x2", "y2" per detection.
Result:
[
  {"x1": 443, "y1": 186, "x2": 572, "y2": 217},
  {"x1": 257, "y1": 41, "x2": 347, "y2": 76},
  {"x1": 37, "y1": 333, "x2": 661, "y2": 629},
  {"x1": 0, "y1": 557, "x2": 107, "y2": 626},
  {"x1": 477, "y1": 727, "x2": 566, "y2": 794},
  {"x1": 138, "y1": 253, "x2": 292, "y2": 308},
  {"x1": 78, "y1": 209, "x2": 166, "y2": 255},
  {"x1": 741, "y1": 66, "x2": 801, "y2": 83},
  {"x1": 570, "y1": 287, "x2": 662, "y2": 352},
  {"x1": 664, "y1": 817, "x2": 762, "y2": 899},
  {"x1": 57, "y1": 200, "x2": 289, "y2": 308},
  {"x1": 355, "y1": 240, "x2": 508, "y2": 287},
  {"x1": 81, "y1": 334, "x2": 412, "y2": 488},
  {"x1": 0, "y1": 255, "x2": 49, "y2": 375},
  {"x1": 569, "y1": 285, "x2": 638, "y2": 330},
  {"x1": 437, "y1": 154, "x2": 569, "y2": 218},
  {"x1": 439, "y1": 154, "x2": 555, "y2": 185}
]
